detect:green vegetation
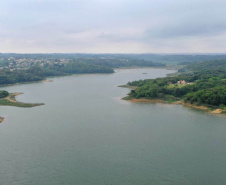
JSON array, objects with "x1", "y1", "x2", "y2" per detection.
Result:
[
  {"x1": 0, "y1": 90, "x2": 9, "y2": 98},
  {"x1": 122, "y1": 54, "x2": 226, "y2": 64},
  {"x1": 77, "y1": 58, "x2": 165, "y2": 68},
  {"x1": 0, "y1": 63, "x2": 114, "y2": 85},
  {"x1": 125, "y1": 60, "x2": 226, "y2": 112},
  {"x1": 0, "y1": 98, "x2": 43, "y2": 107},
  {"x1": 178, "y1": 60, "x2": 226, "y2": 73}
]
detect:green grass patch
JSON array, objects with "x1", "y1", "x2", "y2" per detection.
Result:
[
  {"x1": 164, "y1": 98, "x2": 179, "y2": 103},
  {"x1": 118, "y1": 85, "x2": 137, "y2": 90},
  {"x1": 0, "y1": 98, "x2": 43, "y2": 107},
  {"x1": 122, "y1": 96, "x2": 133, "y2": 100},
  {"x1": 167, "y1": 84, "x2": 186, "y2": 89},
  {"x1": 0, "y1": 94, "x2": 44, "y2": 108}
]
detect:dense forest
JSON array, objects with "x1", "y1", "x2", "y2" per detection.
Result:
[
  {"x1": 126, "y1": 60, "x2": 226, "y2": 108},
  {"x1": 128, "y1": 54, "x2": 226, "y2": 64},
  {"x1": 0, "y1": 63, "x2": 113, "y2": 85},
  {"x1": 73, "y1": 58, "x2": 165, "y2": 68}
]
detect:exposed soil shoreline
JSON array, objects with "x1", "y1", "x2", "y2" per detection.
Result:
[
  {"x1": 126, "y1": 98, "x2": 225, "y2": 115},
  {"x1": 0, "y1": 117, "x2": 4, "y2": 123},
  {"x1": 0, "y1": 79, "x2": 53, "y2": 87},
  {"x1": 5, "y1": 92, "x2": 23, "y2": 102}
]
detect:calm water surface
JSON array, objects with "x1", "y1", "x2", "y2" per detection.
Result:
[{"x1": 0, "y1": 68, "x2": 226, "y2": 185}]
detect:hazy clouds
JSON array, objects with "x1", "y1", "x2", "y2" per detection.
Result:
[{"x1": 0, "y1": 0, "x2": 226, "y2": 53}]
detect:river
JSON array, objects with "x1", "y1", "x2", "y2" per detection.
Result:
[{"x1": 0, "y1": 68, "x2": 226, "y2": 185}]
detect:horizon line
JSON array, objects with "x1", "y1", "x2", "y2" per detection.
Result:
[{"x1": 1, "y1": 52, "x2": 226, "y2": 55}]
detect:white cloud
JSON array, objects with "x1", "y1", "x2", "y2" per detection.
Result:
[{"x1": 0, "y1": 0, "x2": 226, "y2": 53}]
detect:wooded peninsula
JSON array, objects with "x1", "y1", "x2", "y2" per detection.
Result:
[{"x1": 123, "y1": 60, "x2": 226, "y2": 114}]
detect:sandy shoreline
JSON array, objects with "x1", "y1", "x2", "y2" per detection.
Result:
[
  {"x1": 40, "y1": 80, "x2": 53, "y2": 83},
  {"x1": 127, "y1": 98, "x2": 225, "y2": 115},
  {"x1": 128, "y1": 98, "x2": 166, "y2": 103},
  {"x1": 5, "y1": 92, "x2": 23, "y2": 102},
  {"x1": 0, "y1": 117, "x2": 4, "y2": 123}
]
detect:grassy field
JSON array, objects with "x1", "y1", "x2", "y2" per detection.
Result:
[{"x1": 167, "y1": 84, "x2": 186, "y2": 88}]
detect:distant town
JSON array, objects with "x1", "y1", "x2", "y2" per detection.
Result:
[{"x1": 0, "y1": 57, "x2": 69, "y2": 71}]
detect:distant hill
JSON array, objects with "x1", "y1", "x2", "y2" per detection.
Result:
[
  {"x1": 178, "y1": 60, "x2": 226, "y2": 73},
  {"x1": 1, "y1": 53, "x2": 226, "y2": 64}
]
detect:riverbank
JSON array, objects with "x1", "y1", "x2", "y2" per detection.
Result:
[
  {"x1": 0, "y1": 93, "x2": 44, "y2": 108},
  {"x1": 118, "y1": 85, "x2": 137, "y2": 90},
  {"x1": 173, "y1": 101, "x2": 225, "y2": 114},
  {"x1": 0, "y1": 79, "x2": 53, "y2": 87},
  {"x1": 123, "y1": 97, "x2": 226, "y2": 115}
]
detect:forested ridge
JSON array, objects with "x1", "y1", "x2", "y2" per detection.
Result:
[
  {"x1": 0, "y1": 57, "x2": 164, "y2": 85},
  {"x1": 0, "y1": 63, "x2": 113, "y2": 85},
  {"x1": 126, "y1": 60, "x2": 226, "y2": 109}
]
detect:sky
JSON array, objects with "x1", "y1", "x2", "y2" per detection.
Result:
[{"x1": 0, "y1": 0, "x2": 226, "y2": 53}]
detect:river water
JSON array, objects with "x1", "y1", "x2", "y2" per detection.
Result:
[{"x1": 0, "y1": 68, "x2": 226, "y2": 185}]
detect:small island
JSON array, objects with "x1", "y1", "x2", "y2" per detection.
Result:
[
  {"x1": 0, "y1": 90, "x2": 44, "y2": 123},
  {"x1": 122, "y1": 60, "x2": 226, "y2": 115}
]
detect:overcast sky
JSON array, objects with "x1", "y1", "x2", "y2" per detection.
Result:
[{"x1": 1, "y1": 0, "x2": 226, "y2": 53}]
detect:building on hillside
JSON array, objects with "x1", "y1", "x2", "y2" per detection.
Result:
[{"x1": 177, "y1": 80, "x2": 187, "y2": 84}]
